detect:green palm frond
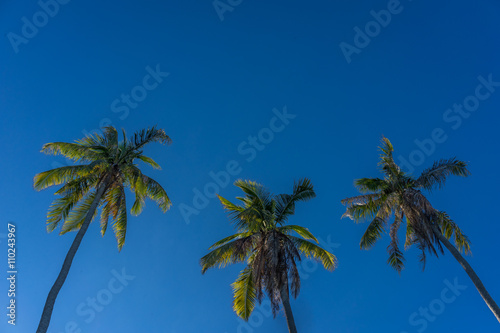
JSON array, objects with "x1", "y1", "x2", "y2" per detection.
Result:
[
  {"x1": 34, "y1": 165, "x2": 95, "y2": 191},
  {"x1": 142, "y1": 175, "x2": 171, "y2": 212},
  {"x1": 46, "y1": 196, "x2": 80, "y2": 233},
  {"x1": 378, "y1": 136, "x2": 401, "y2": 178},
  {"x1": 60, "y1": 191, "x2": 98, "y2": 235},
  {"x1": 40, "y1": 142, "x2": 100, "y2": 162},
  {"x1": 130, "y1": 126, "x2": 172, "y2": 151},
  {"x1": 342, "y1": 195, "x2": 385, "y2": 221},
  {"x1": 218, "y1": 194, "x2": 266, "y2": 232},
  {"x1": 288, "y1": 236, "x2": 337, "y2": 271},
  {"x1": 404, "y1": 218, "x2": 415, "y2": 249},
  {"x1": 208, "y1": 232, "x2": 252, "y2": 250},
  {"x1": 234, "y1": 180, "x2": 271, "y2": 211},
  {"x1": 76, "y1": 131, "x2": 106, "y2": 147},
  {"x1": 124, "y1": 165, "x2": 171, "y2": 213},
  {"x1": 232, "y1": 266, "x2": 256, "y2": 321},
  {"x1": 99, "y1": 185, "x2": 122, "y2": 236},
  {"x1": 102, "y1": 126, "x2": 119, "y2": 148},
  {"x1": 360, "y1": 217, "x2": 386, "y2": 249},
  {"x1": 100, "y1": 198, "x2": 112, "y2": 236},
  {"x1": 354, "y1": 178, "x2": 387, "y2": 193},
  {"x1": 416, "y1": 158, "x2": 470, "y2": 191},
  {"x1": 275, "y1": 178, "x2": 316, "y2": 224},
  {"x1": 437, "y1": 211, "x2": 471, "y2": 255},
  {"x1": 341, "y1": 193, "x2": 381, "y2": 206},
  {"x1": 137, "y1": 155, "x2": 161, "y2": 169},
  {"x1": 112, "y1": 187, "x2": 127, "y2": 251},
  {"x1": 387, "y1": 210, "x2": 405, "y2": 272},
  {"x1": 129, "y1": 171, "x2": 147, "y2": 216},
  {"x1": 201, "y1": 237, "x2": 254, "y2": 273},
  {"x1": 278, "y1": 225, "x2": 318, "y2": 242}
]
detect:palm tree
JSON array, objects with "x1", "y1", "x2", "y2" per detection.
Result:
[
  {"x1": 201, "y1": 178, "x2": 337, "y2": 333},
  {"x1": 341, "y1": 137, "x2": 500, "y2": 323},
  {"x1": 34, "y1": 126, "x2": 172, "y2": 333}
]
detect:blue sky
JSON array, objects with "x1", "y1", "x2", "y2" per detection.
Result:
[{"x1": 1, "y1": 0, "x2": 500, "y2": 332}]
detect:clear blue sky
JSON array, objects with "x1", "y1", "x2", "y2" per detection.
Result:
[{"x1": 1, "y1": 1, "x2": 500, "y2": 332}]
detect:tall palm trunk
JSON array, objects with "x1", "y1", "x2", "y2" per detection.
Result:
[
  {"x1": 280, "y1": 287, "x2": 298, "y2": 333},
  {"x1": 432, "y1": 225, "x2": 500, "y2": 323},
  {"x1": 36, "y1": 180, "x2": 109, "y2": 333}
]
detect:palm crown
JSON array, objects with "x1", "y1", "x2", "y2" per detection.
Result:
[
  {"x1": 341, "y1": 137, "x2": 470, "y2": 271},
  {"x1": 34, "y1": 126, "x2": 172, "y2": 249},
  {"x1": 200, "y1": 178, "x2": 337, "y2": 322}
]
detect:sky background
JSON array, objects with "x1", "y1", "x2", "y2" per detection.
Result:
[{"x1": 1, "y1": 0, "x2": 500, "y2": 332}]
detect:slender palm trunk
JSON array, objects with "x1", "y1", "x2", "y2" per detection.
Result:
[
  {"x1": 280, "y1": 287, "x2": 298, "y2": 333},
  {"x1": 432, "y1": 225, "x2": 500, "y2": 323},
  {"x1": 36, "y1": 180, "x2": 109, "y2": 333}
]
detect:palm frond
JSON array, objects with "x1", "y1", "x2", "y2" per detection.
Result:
[
  {"x1": 436, "y1": 211, "x2": 471, "y2": 255},
  {"x1": 232, "y1": 266, "x2": 257, "y2": 321},
  {"x1": 288, "y1": 236, "x2": 337, "y2": 271},
  {"x1": 34, "y1": 165, "x2": 96, "y2": 191},
  {"x1": 208, "y1": 232, "x2": 252, "y2": 250},
  {"x1": 59, "y1": 191, "x2": 98, "y2": 234},
  {"x1": 354, "y1": 178, "x2": 387, "y2": 193},
  {"x1": 112, "y1": 186, "x2": 127, "y2": 251},
  {"x1": 137, "y1": 155, "x2": 161, "y2": 169},
  {"x1": 275, "y1": 178, "x2": 316, "y2": 224},
  {"x1": 360, "y1": 217, "x2": 386, "y2": 249},
  {"x1": 278, "y1": 225, "x2": 318, "y2": 242},
  {"x1": 201, "y1": 237, "x2": 254, "y2": 273},
  {"x1": 378, "y1": 136, "x2": 404, "y2": 180},
  {"x1": 46, "y1": 195, "x2": 80, "y2": 233},
  {"x1": 342, "y1": 195, "x2": 386, "y2": 221},
  {"x1": 387, "y1": 210, "x2": 405, "y2": 272},
  {"x1": 130, "y1": 126, "x2": 172, "y2": 150},
  {"x1": 40, "y1": 142, "x2": 100, "y2": 162},
  {"x1": 416, "y1": 158, "x2": 470, "y2": 191},
  {"x1": 234, "y1": 179, "x2": 272, "y2": 211},
  {"x1": 142, "y1": 175, "x2": 171, "y2": 212}
]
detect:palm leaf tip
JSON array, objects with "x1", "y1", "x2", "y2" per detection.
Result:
[
  {"x1": 232, "y1": 266, "x2": 256, "y2": 320},
  {"x1": 416, "y1": 157, "x2": 470, "y2": 191},
  {"x1": 379, "y1": 136, "x2": 394, "y2": 154}
]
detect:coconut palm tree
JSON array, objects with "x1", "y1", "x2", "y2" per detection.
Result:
[
  {"x1": 341, "y1": 137, "x2": 500, "y2": 323},
  {"x1": 34, "y1": 126, "x2": 172, "y2": 333},
  {"x1": 201, "y1": 178, "x2": 337, "y2": 333}
]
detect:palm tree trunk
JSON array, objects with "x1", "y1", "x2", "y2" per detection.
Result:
[
  {"x1": 280, "y1": 287, "x2": 298, "y2": 333},
  {"x1": 36, "y1": 180, "x2": 109, "y2": 333},
  {"x1": 432, "y1": 225, "x2": 500, "y2": 323}
]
